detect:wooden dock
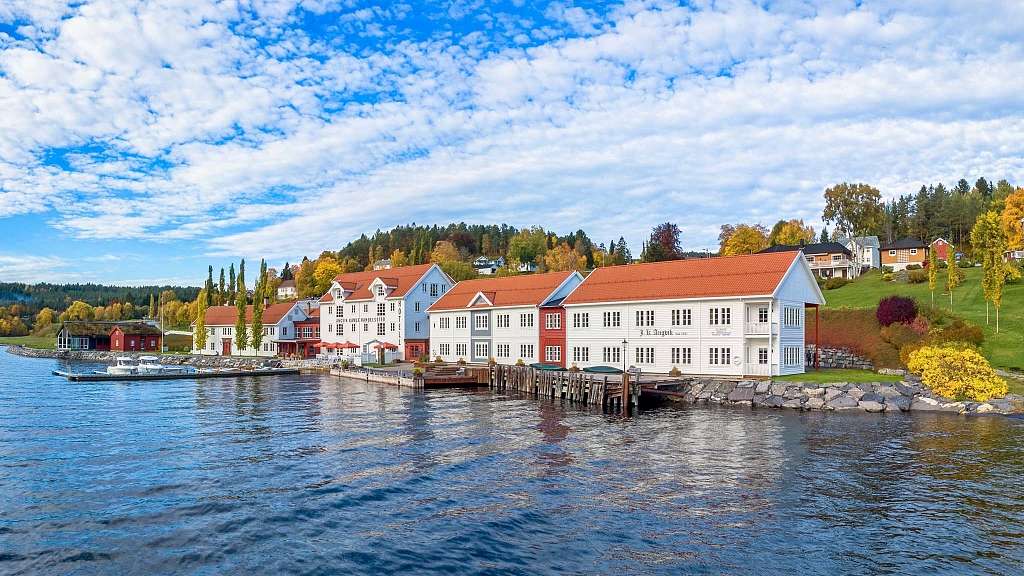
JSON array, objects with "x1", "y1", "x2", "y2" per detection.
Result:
[
  {"x1": 52, "y1": 367, "x2": 300, "y2": 382},
  {"x1": 489, "y1": 365, "x2": 639, "y2": 412}
]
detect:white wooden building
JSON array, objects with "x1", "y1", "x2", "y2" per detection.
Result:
[
  {"x1": 317, "y1": 263, "x2": 453, "y2": 364},
  {"x1": 192, "y1": 301, "x2": 312, "y2": 357},
  {"x1": 561, "y1": 252, "x2": 825, "y2": 377},
  {"x1": 426, "y1": 271, "x2": 584, "y2": 366}
]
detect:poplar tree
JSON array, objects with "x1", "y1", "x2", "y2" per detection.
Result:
[
  {"x1": 927, "y1": 249, "x2": 938, "y2": 306},
  {"x1": 234, "y1": 260, "x2": 248, "y2": 353},
  {"x1": 250, "y1": 259, "x2": 266, "y2": 355},
  {"x1": 218, "y1": 268, "x2": 226, "y2": 305},
  {"x1": 946, "y1": 257, "x2": 964, "y2": 311},
  {"x1": 205, "y1": 266, "x2": 214, "y2": 306},
  {"x1": 148, "y1": 293, "x2": 156, "y2": 318},
  {"x1": 228, "y1": 264, "x2": 236, "y2": 305},
  {"x1": 194, "y1": 289, "x2": 208, "y2": 351}
]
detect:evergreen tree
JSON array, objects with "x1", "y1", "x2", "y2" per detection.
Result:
[
  {"x1": 819, "y1": 227, "x2": 829, "y2": 243},
  {"x1": 206, "y1": 266, "x2": 214, "y2": 306},
  {"x1": 228, "y1": 264, "x2": 236, "y2": 305},
  {"x1": 616, "y1": 236, "x2": 632, "y2": 264},
  {"x1": 218, "y1": 268, "x2": 226, "y2": 305},
  {"x1": 281, "y1": 262, "x2": 293, "y2": 280}
]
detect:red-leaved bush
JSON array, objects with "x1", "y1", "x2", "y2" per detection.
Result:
[{"x1": 876, "y1": 296, "x2": 918, "y2": 327}]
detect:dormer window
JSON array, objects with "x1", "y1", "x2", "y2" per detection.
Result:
[
  {"x1": 333, "y1": 288, "x2": 341, "y2": 298},
  {"x1": 376, "y1": 285, "x2": 385, "y2": 296}
]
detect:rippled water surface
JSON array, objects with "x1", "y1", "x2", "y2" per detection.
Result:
[{"x1": 2, "y1": 351, "x2": 1024, "y2": 575}]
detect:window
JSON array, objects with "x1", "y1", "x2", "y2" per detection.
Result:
[
  {"x1": 414, "y1": 321, "x2": 421, "y2": 332},
  {"x1": 910, "y1": 249, "x2": 918, "y2": 255},
  {"x1": 784, "y1": 306, "x2": 802, "y2": 328},
  {"x1": 758, "y1": 307, "x2": 769, "y2": 323},
  {"x1": 497, "y1": 314, "x2": 510, "y2": 328},
  {"x1": 327, "y1": 306, "x2": 333, "y2": 316},
  {"x1": 572, "y1": 312, "x2": 589, "y2": 328},
  {"x1": 456, "y1": 316, "x2": 467, "y2": 329},
  {"x1": 422, "y1": 283, "x2": 427, "y2": 293},
  {"x1": 671, "y1": 347, "x2": 679, "y2": 364},
  {"x1": 545, "y1": 346, "x2": 561, "y2": 363},
  {"x1": 889, "y1": 250, "x2": 896, "y2": 256},
  {"x1": 376, "y1": 285, "x2": 385, "y2": 296},
  {"x1": 603, "y1": 311, "x2": 621, "y2": 327},
  {"x1": 377, "y1": 303, "x2": 385, "y2": 316},
  {"x1": 708, "y1": 347, "x2": 731, "y2": 365},
  {"x1": 363, "y1": 324, "x2": 368, "y2": 333},
  {"x1": 363, "y1": 304, "x2": 368, "y2": 313},
  {"x1": 520, "y1": 313, "x2": 534, "y2": 328},
  {"x1": 456, "y1": 343, "x2": 467, "y2": 357},
  {"x1": 336, "y1": 306, "x2": 343, "y2": 318},
  {"x1": 573, "y1": 346, "x2": 589, "y2": 363},
  {"x1": 336, "y1": 324, "x2": 343, "y2": 336},
  {"x1": 671, "y1": 309, "x2": 691, "y2": 326},
  {"x1": 430, "y1": 284, "x2": 439, "y2": 297},
  {"x1": 439, "y1": 343, "x2": 450, "y2": 356},
  {"x1": 758, "y1": 347, "x2": 769, "y2": 365},
  {"x1": 635, "y1": 310, "x2": 654, "y2": 327},
  {"x1": 520, "y1": 344, "x2": 534, "y2": 359},
  {"x1": 377, "y1": 323, "x2": 385, "y2": 336},
  {"x1": 351, "y1": 323, "x2": 356, "y2": 332},
  {"x1": 415, "y1": 302, "x2": 421, "y2": 312},
  {"x1": 390, "y1": 323, "x2": 396, "y2": 333},
  {"x1": 545, "y1": 313, "x2": 561, "y2": 330},
  {"x1": 439, "y1": 317, "x2": 449, "y2": 329},
  {"x1": 475, "y1": 314, "x2": 489, "y2": 330},
  {"x1": 282, "y1": 326, "x2": 288, "y2": 336},
  {"x1": 475, "y1": 342, "x2": 489, "y2": 358},
  {"x1": 390, "y1": 302, "x2": 396, "y2": 312},
  {"x1": 497, "y1": 344, "x2": 510, "y2": 358},
  {"x1": 602, "y1": 346, "x2": 621, "y2": 364},
  {"x1": 635, "y1": 347, "x2": 654, "y2": 364},
  {"x1": 709, "y1": 307, "x2": 731, "y2": 325},
  {"x1": 351, "y1": 304, "x2": 356, "y2": 313},
  {"x1": 673, "y1": 347, "x2": 691, "y2": 365},
  {"x1": 784, "y1": 346, "x2": 803, "y2": 366},
  {"x1": 832, "y1": 254, "x2": 843, "y2": 261}
]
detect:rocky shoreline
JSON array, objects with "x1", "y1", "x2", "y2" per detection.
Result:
[
  {"x1": 3, "y1": 345, "x2": 282, "y2": 370},
  {"x1": 654, "y1": 377, "x2": 1024, "y2": 415}
]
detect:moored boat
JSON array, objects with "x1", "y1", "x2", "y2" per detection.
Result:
[{"x1": 106, "y1": 357, "x2": 138, "y2": 375}]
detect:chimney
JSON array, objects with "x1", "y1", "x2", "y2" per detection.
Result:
[{"x1": 263, "y1": 296, "x2": 269, "y2": 307}]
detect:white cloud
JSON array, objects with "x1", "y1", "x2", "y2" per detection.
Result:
[{"x1": 1, "y1": 0, "x2": 1023, "y2": 261}]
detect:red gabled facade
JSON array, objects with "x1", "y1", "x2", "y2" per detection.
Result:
[
  {"x1": 538, "y1": 305, "x2": 566, "y2": 368},
  {"x1": 110, "y1": 326, "x2": 161, "y2": 352}
]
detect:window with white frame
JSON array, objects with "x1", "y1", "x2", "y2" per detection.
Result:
[
  {"x1": 351, "y1": 323, "x2": 356, "y2": 332},
  {"x1": 497, "y1": 314, "x2": 510, "y2": 328},
  {"x1": 414, "y1": 321, "x2": 421, "y2": 332},
  {"x1": 520, "y1": 313, "x2": 534, "y2": 328},
  {"x1": 336, "y1": 306, "x2": 343, "y2": 318},
  {"x1": 377, "y1": 303, "x2": 385, "y2": 316},
  {"x1": 544, "y1": 346, "x2": 561, "y2": 363},
  {"x1": 377, "y1": 323, "x2": 385, "y2": 336},
  {"x1": 573, "y1": 346, "x2": 589, "y2": 362},
  {"x1": 497, "y1": 343, "x2": 510, "y2": 358},
  {"x1": 430, "y1": 284, "x2": 439, "y2": 297},
  {"x1": 390, "y1": 302, "x2": 396, "y2": 312},
  {"x1": 336, "y1": 324, "x2": 343, "y2": 336},
  {"x1": 709, "y1": 307, "x2": 731, "y2": 325},
  {"x1": 784, "y1": 306, "x2": 802, "y2": 327},
  {"x1": 572, "y1": 312, "x2": 589, "y2": 328},
  {"x1": 415, "y1": 302, "x2": 421, "y2": 312},
  {"x1": 351, "y1": 304, "x2": 356, "y2": 313},
  {"x1": 602, "y1": 346, "x2": 621, "y2": 364},
  {"x1": 671, "y1": 309, "x2": 691, "y2": 326},
  {"x1": 758, "y1": 347, "x2": 769, "y2": 365},
  {"x1": 455, "y1": 343, "x2": 467, "y2": 357},
  {"x1": 709, "y1": 347, "x2": 731, "y2": 365},
  {"x1": 758, "y1": 307, "x2": 769, "y2": 323},
  {"x1": 635, "y1": 347, "x2": 654, "y2": 364},
  {"x1": 545, "y1": 313, "x2": 561, "y2": 330},
  {"x1": 832, "y1": 254, "x2": 842, "y2": 261},
  {"x1": 520, "y1": 344, "x2": 534, "y2": 359},
  {"x1": 376, "y1": 285, "x2": 385, "y2": 296},
  {"x1": 456, "y1": 316, "x2": 467, "y2": 329},
  {"x1": 635, "y1": 310, "x2": 654, "y2": 327},
  {"x1": 603, "y1": 311, "x2": 621, "y2": 327},
  {"x1": 363, "y1": 304, "x2": 368, "y2": 313},
  {"x1": 474, "y1": 342, "x2": 489, "y2": 358},
  {"x1": 363, "y1": 323, "x2": 368, "y2": 332},
  {"x1": 474, "y1": 314, "x2": 489, "y2": 330},
  {"x1": 390, "y1": 323, "x2": 395, "y2": 332},
  {"x1": 439, "y1": 317, "x2": 450, "y2": 329},
  {"x1": 439, "y1": 343, "x2": 450, "y2": 356}
]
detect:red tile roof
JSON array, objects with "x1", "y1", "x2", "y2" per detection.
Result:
[
  {"x1": 204, "y1": 302, "x2": 298, "y2": 326},
  {"x1": 429, "y1": 271, "x2": 575, "y2": 312},
  {"x1": 562, "y1": 252, "x2": 800, "y2": 305},
  {"x1": 328, "y1": 263, "x2": 436, "y2": 301}
]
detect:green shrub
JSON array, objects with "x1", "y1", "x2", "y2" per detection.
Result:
[
  {"x1": 880, "y1": 322, "x2": 923, "y2": 349},
  {"x1": 930, "y1": 319, "x2": 985, "y2": 347},
  {"x1": 906, "y1": 263, "x2": 923, "y2": 271},
  {"x1": 958, "y1": 259, "x2": 974, "y2": 268},
  {"x1": 882, "y1": 265, "x2": 894, "y2": 273},
  {"x1": 881, "y1": 272, "x2": 894, "y2": 282},
  {"x1": 823, "y1": 277, "x2": 850, "y2": 290},
  {"x1": 937, "y1": 260, "x2": 948, "y2": 269},
  {"x1": 908, "y1": 269, "x2": 928, "y2": 283}
]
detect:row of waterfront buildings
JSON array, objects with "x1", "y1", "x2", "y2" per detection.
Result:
[{"x1": 190, "y1": 251, "x2": 827, "y2": 377}]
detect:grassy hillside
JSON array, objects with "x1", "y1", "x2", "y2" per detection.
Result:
[{"x1": 822, "y1": 268, "x2": 1023, "y2": 370}]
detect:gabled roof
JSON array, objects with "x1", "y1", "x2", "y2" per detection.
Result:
[
  {"x1": 881, "y1": 238, "x2": 928, "y2": 250},
  {"x1": 278, "y1": 279, "x2": 296, "y2": 289},
  {"x1": 838, "y1": 236, "x2": 881, "y2": 248},
  {"x1": 204, "y1": 302, "x2": 299, "y2": 326},
  {"x1": 562, "y1": 252, "x2": 801, "y2": 305},
  {"x1": 61, "y1": 320, "x2": 160, "y2": 337},
  {"x1": 930, "y1": 237, "x2": 953, "y2": 246},
  {"x1": 759, "y1": 242, "x2": 852, "y2": 256},
  {"x1": 327, "y1": 263, "x2": 437, "y2": 301},
  {"x1": 428, "y1": 271, "x2": 576, "y2": 312}
]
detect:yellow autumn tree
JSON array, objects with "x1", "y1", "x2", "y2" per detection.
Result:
[
  {"x1": 390, "y1": 249, "x2": 410, "y2": 268},
  {"x1": 543, "y1": 243, "x2": 587, "y2": 272},
  {"x1": 721, "y1": 224, "x2": 769, "y2": 256},
  {"x1": 313, "y1": 258, "x2": 343, "y2": 296},
  {"x1": 907, "y1": 345, "x2": 1007, "y2": 402},
  {"x1": 430, "y1": 240, "x2": 461, "y2": 264},
  {"x1": 1001, "y1": 187, "x2": 1024, "y2": 250},
  {"x1": 774, "y1": 219, "x2": 816, "y2": 245}
]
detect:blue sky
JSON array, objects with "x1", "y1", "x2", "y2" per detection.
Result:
[{"x1": 1, "y1": 0, "x2": 1023, "y2": 286}]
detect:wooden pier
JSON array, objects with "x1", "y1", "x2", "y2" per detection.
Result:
[
  {"x1": 52, "y1": 367, "x2": 300, "y2": 382},
  {"x1": 488, "y1": 365, "x2": 639, "y2": 412}
]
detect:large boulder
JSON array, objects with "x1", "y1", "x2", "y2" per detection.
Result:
[
  {"x1": 764, "y1": 395, "x2": 785, "y2": 408},
  {"x1": 804, "y1": 397, "x2": 825, "y2": 410},
  {"x1": 859, "y1": 400, "x2": 886, "y2": 413},
  {"x1": 826, "y1": 394, "x2": 859, "y2": 410},
  {"x1": 859, "y1": 392, "x2": 884, "y2": 404},
  {"x1": 803, "y1": 387, "x2": 825, "y2": 397},
  {"x1": 755, "y1": 381, "x2": 771, "y2": 395},
  {"x1": 783, "y1": 398, "x2": 805, "y2": 409}
]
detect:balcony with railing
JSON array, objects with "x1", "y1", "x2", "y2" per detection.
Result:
[
  {"x1": 744, "y1": 363, "x2": 773, "y2": 376},
  {"x1": 806, "y1": 257, "x2": 854, "y2": 269},
  {"x1": 744, "y1": 321, "x2": 777, "y2": 335}
]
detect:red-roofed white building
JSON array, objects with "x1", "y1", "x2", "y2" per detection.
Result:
[
  {"x1": 192, "y1": 299, "x2": 316, "y2": 357},
  {"x1": 318, "y1": 263, "x2": 453, "y2": 364},
  {"x1": 562, "y1": 252, "x2": 825, "y2": 376},
  {"x1": 426, "y1": 271, "x2": 584, "y2": 366}
]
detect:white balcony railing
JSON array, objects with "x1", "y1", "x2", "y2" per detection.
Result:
[
  {"x1": 807, "y1": 258, "x2": 853, "y2": 269},
  {"x1": 745, "y1": 322, "x2": 773, "y2": 335},
  {"x1": 745, "y1": 363, "x2": 773, "y2": 376}
]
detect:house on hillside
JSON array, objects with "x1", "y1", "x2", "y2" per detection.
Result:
[
  {"x1": 472, "y1": 256, "x2": 506, "y2": 275},
  {"x1": 838, "y1": 236, "x2": 881, "y2": 271},
  {"x1": 277, "y1": 279, "x2": 297, "y2": 300},
  {"x1": 318, "y1": 263, "x2": 453, "y2": 364},
  {"x1": 561, "y1": 252, "x2": 826, "y2": 377},
  {"x1": 56, "y1": 320, "x2": 161, "y2": 351},
  {"x1": 881, "y1": 238, "x2": 929, "y2": 271},
  {"x1": 930, "y1": 238, "x2": 954, "y2": 262},
  {"x1": 427, "y1": 271, "x2": 584, "y2": 367},
  {"x1": 758, "y1": 242, "x2": 858, "y2": 279}
]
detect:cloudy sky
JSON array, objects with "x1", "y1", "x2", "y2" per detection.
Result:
[{"x1": 1, "y1": 0, "x2": 1022, "y2": 285}]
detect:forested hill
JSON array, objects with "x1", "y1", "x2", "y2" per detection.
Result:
[{"x1": 0, "y1": 282, "x2": 200, "y2": 313}]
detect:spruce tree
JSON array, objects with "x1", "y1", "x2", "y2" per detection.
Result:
[
  {"x1": 218, "y1": 268, "x2": 226, "y2": 305},
  {"x1": 228, "y1": 264, "x2": 236, "y2": 305},
  {"x1": 206, "y1": 266, "x2": 214, "y2": 305}
]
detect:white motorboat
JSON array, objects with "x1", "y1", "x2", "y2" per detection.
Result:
[
  {"x1": 137, "y1": 356, "x2": 190, "y2": 374},
  {"x1": 106, "y1": 357, "x2": 138, "y2": 375}
]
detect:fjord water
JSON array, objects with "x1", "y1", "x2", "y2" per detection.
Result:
[{"x1": 1, "y1": 351, "x2": 1023, "y2": 575}]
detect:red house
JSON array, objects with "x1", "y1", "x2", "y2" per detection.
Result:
[
  {"x1": 931, "y1": 238, "x2": 954, "y2": 262},
  {"x1": 538, "y1": 300, "x2": 567, "y2": 368},
  {"x1": 284, "y1": 306, "x2": 321, "y2": 358},
  {"x1": 110, "y1": 324, "x2": 162, "y2": 352}
]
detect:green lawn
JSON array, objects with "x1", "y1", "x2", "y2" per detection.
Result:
[
  {"x1": 823, "y1": 268, "x2": 1024, "y2": 371},
  {"x1": 0, "y1": 335, "x2": 56, "y2": 349},
  {"x1": 774, "y1": 368, "x2": 902, "y2": 383}
]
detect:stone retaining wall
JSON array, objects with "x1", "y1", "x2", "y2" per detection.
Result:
[
  {"x1": 655, "y1": 377, "x2": 1024, "y2": 415},
  {"x1": 806, "y1": 345, "x2": 874, "y2": 370},
  {"x1": 4, "y1": 345, "x2": 281, "y2": 370}
]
